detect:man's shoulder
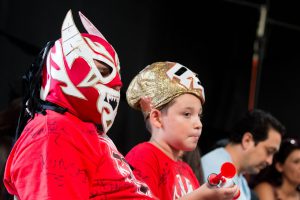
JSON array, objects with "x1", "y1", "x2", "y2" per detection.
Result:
[
  {"x1": 201, "y1": 148, "x2": 230, "y2": 168},
  {"x1": 201, "y1": 148, "x2": 231, "y2": 178},
  {"x1": 202, "y1": 147, "x2": 228, "y2": 160}
]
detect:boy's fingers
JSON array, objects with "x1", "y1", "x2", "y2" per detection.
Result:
[{"x1": 223, "y1": 184, "x2": 238, "y2": 195}]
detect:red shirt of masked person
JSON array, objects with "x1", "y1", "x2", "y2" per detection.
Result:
[{"x1": 4, "y1": 10, "x2": 154, "y2": 200}]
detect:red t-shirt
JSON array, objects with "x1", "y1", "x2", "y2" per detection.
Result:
[
  {"x1": 126, "y1": 142, "x2": 200, "y2": 200},
  {"x1": 4, "y1": 110, "x2": 154, "y2": 200}
]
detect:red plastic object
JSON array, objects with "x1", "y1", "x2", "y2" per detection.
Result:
[
  {"x1": 208, "y1": 162, "x2": 236, "y2": 186},
  {"x1": 221, "y1": 162, "x2": 236, "y2": 178}
]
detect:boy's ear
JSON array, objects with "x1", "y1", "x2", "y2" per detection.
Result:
[
  {"x1": 149, "y1": 109, "x2": 162, "y2": 128},
  {"x1": 241, "y1": 132, "x2": 255, "y2": 150}
]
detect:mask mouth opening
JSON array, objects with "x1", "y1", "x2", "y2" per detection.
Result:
[{"x1": 104, "y1": 93, "x2": 118, "y2": 111}]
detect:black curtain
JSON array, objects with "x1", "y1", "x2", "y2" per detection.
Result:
[{"x1": 1, "y1": 0, "x2": 299, "y2": 155}]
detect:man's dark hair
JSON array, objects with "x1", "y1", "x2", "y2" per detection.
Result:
[{"x1": 229, "y1": 109, "x2": 285, "y2": 144}]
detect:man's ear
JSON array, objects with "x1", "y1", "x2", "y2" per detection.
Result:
[
  {"x1": 241, "y1": 132, "x2": 255, "y2": 150},
  {"x1": 149, "y1": 109, "x2": 162, "y2": 128}
]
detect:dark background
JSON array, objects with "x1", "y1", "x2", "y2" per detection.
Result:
[{"x1": 1, "y1": 0, "x2": 300, "y2": 155}]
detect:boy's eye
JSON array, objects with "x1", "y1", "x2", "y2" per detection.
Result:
[
  {"x1": 184, "y1": 112, "x2": 191, "y2": 117},
  {"x1": 198, "y1": 113, "x2": 203, "y2": 119}
]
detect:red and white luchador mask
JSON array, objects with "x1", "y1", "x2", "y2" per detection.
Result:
[{"x1": 40, "y1": 10, "x2": 122, "y2": 134}]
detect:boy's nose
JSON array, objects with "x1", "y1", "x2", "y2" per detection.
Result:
[{"x1": 194, "y1": 118, "x2": 203, "y2": 130}]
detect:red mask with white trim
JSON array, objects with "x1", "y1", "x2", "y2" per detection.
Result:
[{"x1": 40, "y1": 10, "x2": 122, "y2": 134}]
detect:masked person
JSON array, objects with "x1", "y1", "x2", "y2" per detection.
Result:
[{"x1": 4, "y1": 10, "x2": 154, "y2": 200}]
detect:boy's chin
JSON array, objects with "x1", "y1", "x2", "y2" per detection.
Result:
[{"x1": 184, "y1": 144, "x2": 198, "y2": 151}]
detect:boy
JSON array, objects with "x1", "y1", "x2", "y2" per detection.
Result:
[{"x1": 126, "y1": 61, "x2": 238, "y2": 199}]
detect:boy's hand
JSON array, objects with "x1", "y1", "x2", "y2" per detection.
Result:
[
  {"x1": 203, "y1": 183, "x2": 239, "y2": 200},
  {"x1": 202, "y1": 182, "x2": 239, "y2": 200},
  {"x1": 177, "y1": 182, "x2": 239, "y2": 200}
]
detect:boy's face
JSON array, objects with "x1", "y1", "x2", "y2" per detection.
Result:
[
  {"x1": 243, "y1": 129, "x2": 282, "y2": 174},
  {"x1": 160, "y1": 93, "x2": 202, "y2": 152}
]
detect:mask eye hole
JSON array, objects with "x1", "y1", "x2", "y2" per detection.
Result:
[{"x1": 94, "y1": 59, "x2": 112, "y2": 77}]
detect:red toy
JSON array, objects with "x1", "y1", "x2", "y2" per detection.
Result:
[{"x1": 207, "y1": 162, "x2": 240, "y2": 199}]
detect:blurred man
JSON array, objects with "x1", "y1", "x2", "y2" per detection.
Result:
[{"x1": 201, "y1": 109, "x2": 285, "y2": 200}]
